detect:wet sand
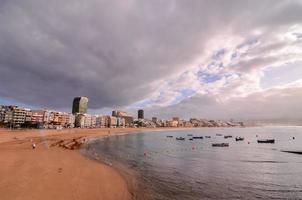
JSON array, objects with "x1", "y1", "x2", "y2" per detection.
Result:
[{"x1": 0, "y1": 128, "x2": 152, "y2": 200}]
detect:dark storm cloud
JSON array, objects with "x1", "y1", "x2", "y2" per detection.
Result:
[{"x1": 0, "y1": 0, "x2": 301, "y2": 109}]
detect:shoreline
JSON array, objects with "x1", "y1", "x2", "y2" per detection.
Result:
[
  {"x1": 0, "y1": 126, "x2": 274, "y2": 200},
  {"x1": 0, "y1": 127, "x2": 180, "y2": 200},
  {"x1": 0, "y1": 128, "x2": 157, "y2": 200}
]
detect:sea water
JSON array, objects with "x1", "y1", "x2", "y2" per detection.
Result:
[{"x1": 83, "y1": 127, "x2": 302, "y2": 200}]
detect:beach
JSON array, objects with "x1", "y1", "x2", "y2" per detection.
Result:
[{"x1": 0, "y1": 128, "x2": 149, "y2": 200}]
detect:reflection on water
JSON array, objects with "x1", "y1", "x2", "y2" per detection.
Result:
[{"x1": 84, "y1": 127, "x2": 302, "y2": 200}]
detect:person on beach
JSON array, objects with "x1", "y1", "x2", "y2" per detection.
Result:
[{"x1": 32, "y1": 143, "x2": 36, "y2": 149}]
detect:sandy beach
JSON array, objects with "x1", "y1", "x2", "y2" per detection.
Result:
[{"x1": 0, "y1": 128, "x2": 150, "y2": 200}]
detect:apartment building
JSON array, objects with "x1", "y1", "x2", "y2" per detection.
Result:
[
  {"x1": 11, "y1": 107, "x2": 26, "y2": 128},
  {"x1": 108, "y1": 116, "x2": 117, "y2": 128},
  {"x1": 75, "y1": 114, "x2": 85, "y2": 128}
]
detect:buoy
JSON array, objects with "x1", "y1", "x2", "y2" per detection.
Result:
[{"x1": 248, "y1": 142, "x2": 250, "y2": 144}]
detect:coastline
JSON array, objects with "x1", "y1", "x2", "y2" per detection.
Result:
[
  {"x1": 0, "y1": 126, "x2": 244, "y2": 200},
  {"x1": 0, "y1": 127, "x2": 158, "y2": 200}
]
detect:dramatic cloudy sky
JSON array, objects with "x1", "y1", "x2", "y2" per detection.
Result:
[{"x1": 0, "y1": 0, "x2": 302, "y2": 120}]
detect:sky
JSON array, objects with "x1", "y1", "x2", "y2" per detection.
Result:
[{"x1": 0, "y1": 0, "x2": 302, "y2": 120}]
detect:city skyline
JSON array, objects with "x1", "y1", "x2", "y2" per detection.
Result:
[{"x1": 0, "y1": 0, "x2": 302, "y2": 120}]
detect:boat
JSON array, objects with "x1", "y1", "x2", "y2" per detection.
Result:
[
  {"x1": 216, "y1": 134, "x2": 223, "y2": 136},
  {"x1": 257, "y1": 139, "x2": 275, "y2": 144},
  {"x1": 205, "y1": 136, "x2": 211, "y2": 138},
  {"x1": 187, "y1": 134, "x2": 193, "y2": 136},
  {"x1": 166, "y1": 136, "x2": 173, "y2": 138},
  {"x1": 224, "y1": 135, "x2": 233, "y2": 139},
  {"x1": 192, "y1": 136, "x2": 203, "y2": 139},
  {"x1": 235, "y1": 137, "x2": 244, "y2": 141},
  {"x1": 176, "y1": 137, "x2": 185, "y2": 141},
  {"x1": 189, "y1": 138, "x2": 193, "y2": 141},
  {"x1": 212, "y1": 143, "x2": 229, "y2": 147}
]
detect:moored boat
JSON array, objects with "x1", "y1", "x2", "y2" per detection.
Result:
[
  {"x1": 212, "y1": 143, "x2": 229, "y2": 147},
  {"x1": 257, "y1": 139, "x2": 275, "y2": 143},
  {"x1": 224, "y1": 135, "x2": 233, "y2": 139},
  {"x1": 235, "y1": 137, "x2": 244, "y2": 141},
  {"x1": 166, "y1": 136, "x2": 173, "y2": 138},
  {"x1": 205, "y1": 136, "x2": 211, "y2": 138},
  {"x1": 176, "y1": 137, "x2": 185, "y2": 141},
  {"x1": 192, "y1": 136, "x2": 203, "y2": 139}
]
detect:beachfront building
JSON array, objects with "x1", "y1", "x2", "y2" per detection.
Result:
[
  {"x1": 172, "y1": 117, "x2": 180, "y2": 122},
  {"x1": 0, "y1": 105, "x2": 6, "y2": 126},
  {"x1": 75, "y1": 113, "x2": 85, "y2": 128},
  {"x1": 91, "y1": 115, "x2": 97, "y2": 128},
  {"x1": 31, "y1": 110, "x2": 45, "y2": 128},
  {"x1": 108, "y1": 116, "x2": 117, "y2": 128},
  {"x1": 24, "y1": 109, "x2": 32, "y2": 127},
  {"x1": 112, "y1": 110, "x2": 134, "y2": 127},
  {"x1": 4, "y1": 109, "x2": 13, "y2": 125},
  {"x1": 72, "y1": 96, "x2": 88, "y2": 114},
  {"x1": 67, "y1": 113, "x2": 75, "y2": 128},
  {"x1": 134, "y1": 119, "x2": 156, "y2": 128},
  {"x1": 138, "y1": 109, "x2": 144, "y2": 119},
  {"x1": 183, "y1": 121, "x2": 194, "y2": 127},
  {"x1": 84, "y1": 114, "x2": 92, "y2": 128},
  {"x1": 11, "y1": 107, "x2": 26, "y2": 128},
  {"x1": 152, "y1": 117, "x2": 157, "y2": 123},
  {"x1": 169, "y1": 120, "x2": 179, "y2": 127},
  {"x1": 117, "y1": 117, "x2": 125, "y2": 127},
  {"x1": 96, "y1": 115, "x2": 107, "y2": 128}
]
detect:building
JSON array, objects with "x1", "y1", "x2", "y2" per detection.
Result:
[
  {"x1": 168, "y1": 120, "x2": 178, "y2": 127},
  {"x1": 0, "y1": 105, "x2": 5, "y2": 124},
  {"x1": 66, "y1": 113, "x2": 75, "y2": 128},
  {"x1": 72, "y1": 97, "x2": 88, "y2": 114},
  {"x1": 84, "y1": 114, "x2": 92, "y2": 128},
  {"x1": 108, "y1": 116, "x2": 117, "y2": 128},
  {"x1": 31, "y1": 110, "x2": 45, "y2": 128},
  {"x1": 75, "y1": 114, "x2": 85, "y2": 128},
  {"x1": 138, "y1": 109, "x2": 144, "y2": 119},
  {"x1": 96, "y1": 115, "x2": 107, "y2": 128},
  {"x1": 117, "y1": 117, "x2": 125, "y2": 127},
  {"x1": 112, "y1": 110, "x2": 133, "y2": 127},
  {"x1": 172, "y1": 117, "x2": 179, "y2": 122},
  {"x1": 91, "y1": 115, "x2": 97, "y2": 128},
  {"x1": 11, "y1": 107, "x2": 26, "y2": 128}
]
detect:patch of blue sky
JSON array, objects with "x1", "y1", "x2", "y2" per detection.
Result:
[
  {"x1": 260, "y1": 62, "x2": 302, "y2": 89},
  {"x1": 179, "y1": 88, "x2": 195, "y2": 97},
  {"x1": 129, "y1": 99, "x2": 154, "y2": 108},
  {"x1": 170, "y1": 89, "x2": 196, "y2": 105},
  {"x1": 198, "y1": 71, "x2": 222, "y2": 83}
]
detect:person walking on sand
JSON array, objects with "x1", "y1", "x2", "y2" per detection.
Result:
[{"x1": 32, "y1": 143, "x2": 36, "y2": 149}]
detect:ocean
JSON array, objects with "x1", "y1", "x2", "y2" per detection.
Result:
[{"x1": 83, "y1": 127, "x2": 302, "y2": 199}]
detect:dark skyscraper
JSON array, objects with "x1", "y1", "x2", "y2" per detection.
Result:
[
  {"x1": 138, "y1": 109, "x2": 144, "y2": 119},
  {"x1": 112, "y1": 110, "x2": 117, "y2": 117},
  {"x1": 72, "y1": 97, "x2": 88, "y2": 114}
]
